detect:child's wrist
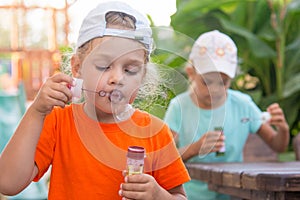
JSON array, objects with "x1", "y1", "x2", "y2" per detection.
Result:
[{"x1": 190, "y1": 142, "x2": 200, "y2": 157}]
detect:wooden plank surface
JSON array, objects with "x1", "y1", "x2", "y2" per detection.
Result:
[
  {"x1": 242, "y1": 169, "x2": 300, "y2": 191},
  {"x1": 187, "y1": 162, "x2": 300, "y2": 192}
]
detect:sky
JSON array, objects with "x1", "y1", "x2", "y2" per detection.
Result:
[{"x1": 68, "y1": 0, "x2": 177, "y2": 43}]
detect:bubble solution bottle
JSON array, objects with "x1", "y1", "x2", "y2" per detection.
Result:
[
  {"x1": 127, "y1": 146, "x2": 145, "y2": 175},
  {"x1": 215, "y1": 127, "x2": 225, "y2": 156}
]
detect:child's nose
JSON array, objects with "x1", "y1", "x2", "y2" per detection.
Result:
[{"x1": 108, "y1": 68, "x2": 124, "y2": 85}]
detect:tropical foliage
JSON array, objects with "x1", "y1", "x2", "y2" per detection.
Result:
[{"x1": 152, "y1": 0, "x2": 300, "y2": 139}]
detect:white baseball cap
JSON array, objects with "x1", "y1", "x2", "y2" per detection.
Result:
[
  {"x1": 189, "y1": 30, "x2": 237, "y2": 78},
  {"x1": 77, "y1": 1, "x2": 153, "y2": 54}
]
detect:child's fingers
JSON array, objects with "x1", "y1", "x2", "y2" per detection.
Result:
[
  {"x1": 48, "y1": 89, "x2": 70, "y2": 105},
  {"x1": 31, "y1": 73, "x2": 74, "y2": 114},
  {"x1": 199, "y1": 131, "x2": 225, "y2": 154},
  {"x1": 40, "y1": 81, "x2": 71, "y2": 104},
  {"x1": 267, "y1": 103, "x2": 284, "y2": 116},
  {"x1": 119, "y1": 177, "x2": 144, "y2": 200},
  {"x1": 204, "y1": 131, "x2": 223, "y2": 144},
  {"x1": 50, "y1": 73, "x2": 74, "y2": 85},
  {"x1": 53, "y1": 81, "x2": 72, "y2": 101},
  {"x1": 119, "y1": 188, "x2": 143, "y2": 200},
  {"x1": 120, "y1": 174, "x2": 153, "y2": 199},
  {"x1": 121, "y1": 182, "x2": 144, "y2": 192},
  {"x1": 122, "y1": 170, "x2": 127, "y2": 177},
  {"x1": 125, "y1": 173, "x2": 146, "y2": 183}
]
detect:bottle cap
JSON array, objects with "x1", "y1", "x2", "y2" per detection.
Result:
[
  {"x1": 214, "y1": 127, "x2": 223, "y2": 131},
  {"x1": 261, "y1": 112, "x2": 271, "y2": 123},
  {"x1": 127, "y1": 146, "x2": 145, "y2": 160}
]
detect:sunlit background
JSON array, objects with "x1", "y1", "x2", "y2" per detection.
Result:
[
  {"x1": 0, "y1": 0, "x2": 176, "y2": 48},
  {"x1": 0, "y1": 0, "x2": 176, "y2": 99},
  {"x1": 1, "y1": 0, "x2": 299, "y2": 137},
  {"x1": 68, "y1": 0, "x2": 176, "y2": 43}
]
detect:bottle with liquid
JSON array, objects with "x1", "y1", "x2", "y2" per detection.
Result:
[
  {"x1": 127, "y1": 146, "x2": 145, "y2": 175},
  {"x1": 215, "y1": 127, "x2": 225, "y2": 156}
]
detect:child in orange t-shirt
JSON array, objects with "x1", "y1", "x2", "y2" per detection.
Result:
[{"x1": 0, "y1": 2, "x2": 190, "y2": 199}]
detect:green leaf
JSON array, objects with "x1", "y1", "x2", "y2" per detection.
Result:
[
  {"x1": 285, "y1": 37, "x2": 300, "y2": 77},
  {"x1": 219, "y1": 18, "x2": 277, "y2": 58},
  {"x1": 169, "y1": 0, "x2": 300, "y2": 144},
  {"x1": 283, "y1": 73, "x2": 300, "y2": 97}
]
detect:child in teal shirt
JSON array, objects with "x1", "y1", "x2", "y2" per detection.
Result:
[{"x1": 164, "y1": 30, "x2": 290, "y2": 200}]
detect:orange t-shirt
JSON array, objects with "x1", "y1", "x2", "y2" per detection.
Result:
[{"x1": 34, "y1": 103, "x2": 190, "y2": 200}]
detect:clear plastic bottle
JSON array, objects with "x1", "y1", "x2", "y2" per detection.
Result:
[
  {"x1": 70, "y1": 78, "x2": 83, "y2": 102},
  {"x1": 127, "y1": 146, "x2": 145, "y2": 175},
  {"x1": 215, "y1": 127, "x2": 225, "y2": 156}
]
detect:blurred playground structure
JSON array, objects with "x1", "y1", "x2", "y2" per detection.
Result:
[
  {"x1": 0, "y1": 0, "x2": 77, "y2": 100},
  {"x1": 0, "y1": 1, "x2": 77, "y2": 199}
]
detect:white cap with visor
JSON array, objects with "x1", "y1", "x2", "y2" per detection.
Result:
[
  {"x1": 189, "y1": 30, "x2": 238, "y2": 78},
  {"x1": 77, "y1": 1, "x2": 153, "y2": 55}
]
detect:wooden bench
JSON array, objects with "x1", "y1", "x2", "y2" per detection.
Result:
[{"x1": 186, "y1": 162, "x2": 300, "y2": 200}]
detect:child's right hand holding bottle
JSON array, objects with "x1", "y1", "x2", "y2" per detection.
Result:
[
  {"x1": 194, "y1": 130, "x2": 225, "y2": 156},
  {"x1": 119, "y1": 173, "x2": 183, "y2": 200}
]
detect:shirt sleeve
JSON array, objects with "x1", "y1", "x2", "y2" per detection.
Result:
[
  {"x1": 247, "y1": 96, "x2": 263, "y2": 134},
  {"x1": 150, "y1": 124, "x2": 191, "y2": 190},
  {"x1": 33, "y1": 108, "x2": 58, "y2": 181},
  {"x1": 164, "y1": 98, "x2": 181, "y2": 134}
]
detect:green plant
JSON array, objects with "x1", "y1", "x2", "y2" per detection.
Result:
[{"x1": 169, "y1": 0, "x2": 300, "y2": 138}]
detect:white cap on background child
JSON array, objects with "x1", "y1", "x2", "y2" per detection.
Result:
[
  {"x1": 189, "y1": 30, "x2": 238, "y2": 78},
  {"x1": 77, "y1": 1, "x2": 153, "y2": 53}
]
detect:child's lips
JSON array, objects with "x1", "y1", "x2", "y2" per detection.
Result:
[{"x1": 108, "y1": 89, "x2": 123, "y2": 103}]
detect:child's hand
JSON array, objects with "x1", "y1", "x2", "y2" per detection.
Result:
[
  {"x1": 196, "y1": 131, "x2": 225, "y2": 155},
  {"x1": 119, "y1": 173, "x2": 166, "y2": 200},
  {"x1": 267, "y1": 103, "x2": 289, "y2": 131},
  {"x1": 31, "y1": 73, "x2": 74, "y2": 116}
]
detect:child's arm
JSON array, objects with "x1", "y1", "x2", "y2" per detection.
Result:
[
  {"x1": 172, "y1": 130, "x2": 224, "y2": 162},
  {"x1": 119, "y1": 174, "x2": 187, "y2": 200},
  {"x1": 257, "y1": 103, "x2": 290, "y2": 152},
  {"x1": 0, "y1": 73, "x2": 73, "y2": 195}
]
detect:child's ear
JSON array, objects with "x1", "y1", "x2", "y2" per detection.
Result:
[
  {"x1": 185, "y1": 65, "x2": 196, "y2": 80},
  {"x1": 71, "y1": 55, "x2": 81, "y2": 78}
]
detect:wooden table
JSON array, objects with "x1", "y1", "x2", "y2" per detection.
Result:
[{"x1": 186, "y1": 162, "x2": 300, "y2": 200}]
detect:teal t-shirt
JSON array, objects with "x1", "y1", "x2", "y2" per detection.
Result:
[{"x1": 164, "y1": 89, "x2": 262, "y2": 200}]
